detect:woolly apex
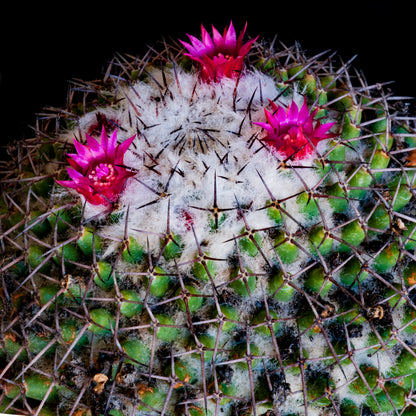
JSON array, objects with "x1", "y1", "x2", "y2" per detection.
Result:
[
  {"x1": 56, "y1": 127, "x2": 136, "y2": 207},
  {"x1": 255, "y1": 98, "x2": 337, "y2": 160},
  {"x1": 180, "y1": 21, "x2": 258, "y2": 82}
]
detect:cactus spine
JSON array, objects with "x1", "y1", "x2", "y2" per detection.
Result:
[{"x1": 2, "y1": 22, "x2": 416, "y2": 416}]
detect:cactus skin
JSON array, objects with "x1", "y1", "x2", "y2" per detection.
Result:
[{"x1": 2, "y1": 24, "x2": 416, "y2": 416}]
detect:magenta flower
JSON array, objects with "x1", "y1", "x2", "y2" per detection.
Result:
[
  {"x1": 56, "y1": 128, "x2": 136, "y2": 207},
  {"x1": 254, "y1": 98, "x2": 337, "y2": 160},
  {"x1": 180, "y1": 21, "x2": 257, "y2": 82}
]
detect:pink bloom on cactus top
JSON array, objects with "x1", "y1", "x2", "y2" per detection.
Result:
[
  {"x1": 180, "y1": 21, "x2": 257, "y2": 82},
  {"x1": 56, "y1": 128, "x2": 135, "y2": 206},
  {"x1": 255, "y1": 98, "x2": 337, "y2": 160}
]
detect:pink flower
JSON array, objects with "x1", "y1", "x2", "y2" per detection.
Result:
[
  {"x1": 254, "y1": 98, "x2": 337, "y2": 160},
  {"x1": 56, "y1": 128, "x2": 136, "y2": 207},
  {"x1": 180, "y1": 21, "x2": 257, "y2": 82}
]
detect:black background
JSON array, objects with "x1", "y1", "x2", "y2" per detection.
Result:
[{"x1": 0, "y1": 1, "x2": 414, "y2": 145}]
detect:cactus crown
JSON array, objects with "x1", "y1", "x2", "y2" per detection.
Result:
[{"x1": 2, "y1": 22, "x2": 416, "y2": 416}]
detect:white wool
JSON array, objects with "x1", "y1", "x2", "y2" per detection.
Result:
[
  {"x1": 330, "y1": 361, "x2": 367, "y2": 407},
  {"x1": 302, "y1": 333, "x2": 327, "y2": 361},
  {"x1": 73, "y1": 67, "x2": 339, "y2": 267},
  {"x1": 283, "y1": 372, "x2": 305, "y2": 409}
]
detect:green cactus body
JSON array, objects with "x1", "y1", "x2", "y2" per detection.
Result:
[
  {"x1": 268, "y1": 270, "x2": 295, "y2": 302},
  {"x1": 144, "y1": 265, "x2": 171, "y2": 297},
  {"x1": 119, "y1": 289, "x2": 143, "y2": 318},
  {"x1": 121, "y1": 236, "x2": 145, "y2": 264},
  {"x1": 2, "y1": 23, "x2": 416, "y2": 416},
  {"x1": 121, "y1": 338, "x2": 151, "y2": 367}
]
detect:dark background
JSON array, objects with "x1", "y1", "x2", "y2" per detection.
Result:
[{"x1": 0, "y1": 1, "x2": 414, "y2": 145}]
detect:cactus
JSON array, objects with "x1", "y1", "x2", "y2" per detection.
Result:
[{"x1": 2, "y1": 21, "x2": 416, "y2": 416}]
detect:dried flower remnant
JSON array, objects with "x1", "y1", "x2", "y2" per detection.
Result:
[
  {"x1": 56, "y1": 128, "x2": 136, "y2": 207},
  {"x1": 180, "y1": 21, "x2": 257, "y2": 82},
  {"x1": 406, "y1": 149, "x2": 416, "y2": 166},
  {"x1": 255, "y1": 98, "x2": 337, "y2": 160},
  {"x1": 87, "y1": 113, "x2": 119, "y2": 136},
  {"x1": 92, "y1": 373, "x2": 108, "y2": 394}
]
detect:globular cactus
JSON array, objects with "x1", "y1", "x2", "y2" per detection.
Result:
[{"x1": 2, "y1": 21, "x2": 416, "y2": 416}]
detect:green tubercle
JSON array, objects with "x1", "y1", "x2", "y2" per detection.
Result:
[
  {"x1": 339, "y1": 219, "x2": 366, "y2": 253},
  {"x1": 229, "y1": 266, "x2": 257, "y2": 296},
  {"x1": 238, "y1": 228, "x2": 262, "y2": 257},
  {"x1": 88, "y1": 309, "x2": 115, "y2": 335},
  {"x1": 152, "y1": 313, "x2": 179, "y2": 342},
  {"x1": 268, "y1": 270, "x2": 295, "y2": 302},
  {"x1": 120, "y1": 289, "x2": 143, "y2": 318},
  {"x1": 122, "y1": 236, "x2": 145, "y2": 264},
  {"x1": 176, "y1": 284, "x2": 204, "y2": 313},
  {"x1": 121, "y1": 338, "x2": 151, "y2": 367},
  {"x1": 162, "y1": 232, "x2": 184, "y2": 260},
  {"x1": 308, "y1": 226, "x2": 333, "y2": 256},
  {"x1": 77, "y1": 227, "x2": 102, "y2": 257},
  {"x1": 191, "y1": 252, "x2": 216, "y2": 282},
  {"x1": 93, "y1": 261, "x2": 115, "y2": 290},
  {"x1": 214, "y1": 304, "x2": 239, "y2": 332},
  {"x1": 304, "y1": 267, "x2": 333, "y2": 297},
  {"x1": 144, "y1": 266, "x2": 170, "y2": 297},
  {"x1": 274, "y1": 231, "x2": 299, "y2": 264},
  {"x1": 251, "y1": 309, "x2": 280, "y2": 336}
]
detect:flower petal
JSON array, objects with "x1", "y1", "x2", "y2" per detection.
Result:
[
  {"x1": 298, "y1": 98, "x2": 310, "y2": 123},
  {"x1": 201, "y1": 24, "x2": 215, "y2": 51},
  {"x1": 180, "y1": 39, "x2": 199, "y2": 56},
  {"x1": 115, "y1": 134, "x2": 135, "y2": 162},
  {"x1": 223, "y1": 21, "x2": 236, "y2": 50},
  {"x1": 66, "y1": 153, "x2": 89, "y2": 171},
  {"x1": 86, "y1": 133, "x2": 108, "y2": 160},
  {"x1": 66, "y1": 167, "x2": 87, "y2": 183},
  {"x1": 85, "y1": 133, "x2": 101, "y2": 152},
  {"x1": 55, "y1": 179, "x2": 78, "y2": 190},
  {"x1": 188, "y1": 34, "x2": 210, "y2": 55},
  {"x1": 106, "y1": 129, "x2": 118, "y2": 160},
  {"x1": 72, "y1": 138, "x2": 90, "y2": 160},
  {"x1": 236, "y1": 21, "x2": 247, "y2": 47},
  {"x1": 287, "y1": 101, "x2": 299, "y2": 124}
]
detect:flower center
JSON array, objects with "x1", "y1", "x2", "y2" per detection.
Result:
[
  {"x1": 88, "y1": 163, "x2": 116, "y2": 188},
  {"x1": 216, "y1": 52, "x2": 231, "y2": 59}
]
